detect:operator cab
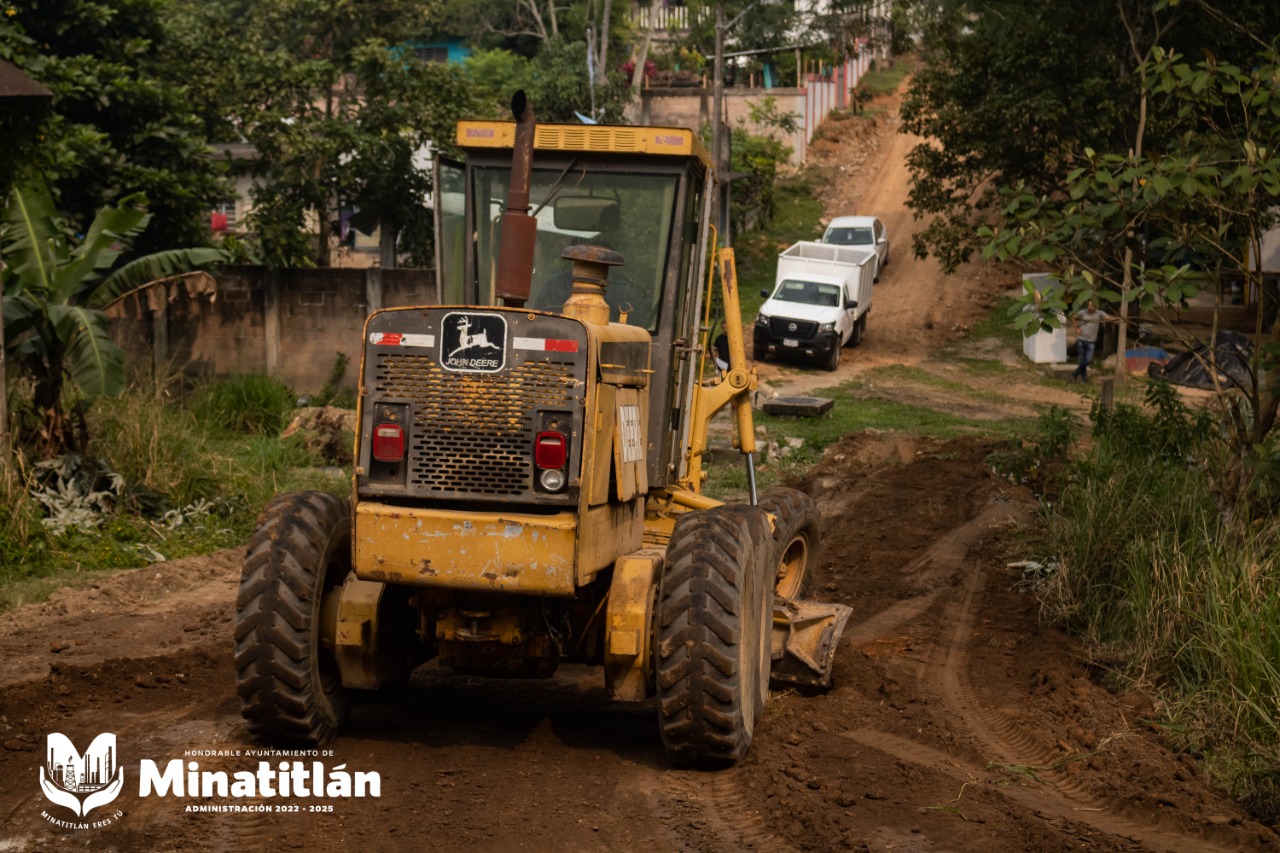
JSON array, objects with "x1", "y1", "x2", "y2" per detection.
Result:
[{"x1": 436, "y1": 123, "x2": 716, "y2": 488}]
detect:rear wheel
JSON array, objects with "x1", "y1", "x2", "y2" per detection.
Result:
[
  {"x1": 656, "y1": 506, "x2": 772, "y2": 767},
  {"x1": 757, "y1": 487, "x2": 822, "y2": 599},
  {"x1": 235, "y1": 491, "x2": 353, "y2": 745}
]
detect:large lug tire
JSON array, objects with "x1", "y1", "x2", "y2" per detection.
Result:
[
  {"x1": 823, "y1": 342, "x2": 841, "y2": 371},
  {"x1": 235, "y1": 491, "x2": 353, "y2": 745},
  {"x1": 656, "y1": 505, "x2": 773, "y2": 768},
  {"x1": 757, "y1": 487, "x2": 822, "y2": 600}
]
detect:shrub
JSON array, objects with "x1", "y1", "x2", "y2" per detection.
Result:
[
  {"x1": 193, "y1": 374, "x2": 295, "y2": 435},
  {"x1": 1034, "y1": 385, "x2": 1280, "y2": 819},
  {"x1": 88, "y1": 382, "x2": 217, "y2": 509},
  {"x1": 0, "y1": 472, "x2": 50, "y2": 579}
]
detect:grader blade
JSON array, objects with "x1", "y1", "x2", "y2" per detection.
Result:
[{"x1": 769, "y1": 597, "x2": 853, "y2": 689}]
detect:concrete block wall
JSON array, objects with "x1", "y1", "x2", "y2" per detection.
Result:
[{"x1": 107, "y1": 266, "x2": 436, "y2": 394}]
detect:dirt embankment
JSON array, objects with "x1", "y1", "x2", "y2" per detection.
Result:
[{"x1": 1, "y1": 88, "x2": 1276, "y2": 852}]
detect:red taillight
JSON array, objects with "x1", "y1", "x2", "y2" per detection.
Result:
[
  {"x1": 535, "y1": 431, "x2": 567, "y2": 469},
  {"x1": 372, "y1": 423, "x2": 405, "y2": 462}
]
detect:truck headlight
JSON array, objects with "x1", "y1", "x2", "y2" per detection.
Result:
[
  {"x1": 756, "y1": 312, "x2": 770, "y2": 325},
  {"x1": 818, "y1": 321, "x2": 836, "y2": 333}
]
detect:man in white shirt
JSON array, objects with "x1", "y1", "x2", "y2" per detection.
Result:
[{"x1": 1070, "y1": 299, "x2": 1112, "y2": 383}]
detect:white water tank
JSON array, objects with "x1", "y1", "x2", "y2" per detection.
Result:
[{"x1": 1020, "y1": 273, "x2": 1067, "y2": 364}]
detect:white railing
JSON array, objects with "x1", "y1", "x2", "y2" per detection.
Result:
[{"x1": 630, "y1": 2, "x2": 689, "y2": 32}]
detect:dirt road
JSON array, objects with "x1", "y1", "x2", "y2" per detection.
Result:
[{"x1": 3, "y1": 95, "x2": 1277, "y2": 852}]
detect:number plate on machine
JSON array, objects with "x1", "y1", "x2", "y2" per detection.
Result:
[{"x1": 783, "y1": 338, "x2": 799, "y2": 347}]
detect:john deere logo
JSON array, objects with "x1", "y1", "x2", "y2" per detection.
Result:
[
  {"x1": 441, "y1": 312, "x2": 506, "y2": 373},
  {"x1": 40, "y1": 732, "x2": 124, "y2": 828}
]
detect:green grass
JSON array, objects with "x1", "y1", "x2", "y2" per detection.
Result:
[
  {"x1": 864, "y1": 363, "x2": 1010, "y2": 404},
  {"x1": 733, "y1": 176, "x2": 827, "y2": 321},
  {"x1": 858, "y1": 57, "x2": 916, "y2": 96},
  {"x1": 0, "y1": 379, "x2": 352, "y2": 612},
  {"x1": 1027, "y1": 387, "x2": 1280, "y2": 821},
  {"x1": 967, "y1": 297, "x2": 1024, "y2": 349},
  {"x1": 704, "y1": 380, "x2": 1033, "y2": 501},
  {"x1": 192, "y1": 373, "x2": 296, "y2": 435},
  {"x1": 954, "y1": 357, "x2": 1012, "y2": 378}
]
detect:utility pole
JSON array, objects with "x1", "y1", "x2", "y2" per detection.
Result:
[
  {"x1": 0, "y1": 271, "x2": 9, "y2": 481},
  {"x1": 0, "y1": 62, "x2": 52, "y2": 483},
  {"x1": 712, "y1": 5, "x2": 726, "y2": 240},
  {"x1": 712, "y1": 2, "x2": 762, "y2": 246}
]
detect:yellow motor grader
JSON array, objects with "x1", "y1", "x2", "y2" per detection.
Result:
[{"x1": 234, "y1": 94, "x2": 850, "y2": 767}]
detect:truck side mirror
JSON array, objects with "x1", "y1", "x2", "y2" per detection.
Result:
[
  {"x1": 761, "y1": 289, "x2": 770, "y2": 298},
  {"x1": 846, "y1": 298, "x2": 858, "y2": 309}
]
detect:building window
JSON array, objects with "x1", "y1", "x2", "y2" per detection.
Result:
[
  {"x1": 413, "y1": 46, "x2": 449, "y2": 63},
  {"x1": 211, "y1": 200, "x2": 237, "y2": 231}
]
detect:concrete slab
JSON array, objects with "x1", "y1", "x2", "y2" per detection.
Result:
[{"x1": 763, "y1": 396, "x2": 834, "y2": 417}]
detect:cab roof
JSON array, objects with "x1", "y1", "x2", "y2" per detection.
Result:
[
  {"x1": 826, "y1": 215, "x2": 879, "y2": 228},
  {"x1": 456, "y1": 121, "x2": 713, "y2": 170}
]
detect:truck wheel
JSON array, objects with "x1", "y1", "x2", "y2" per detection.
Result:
[
  {"x1": 823, "y1": 344, "x2": 841, "y2": 371},
  {"x1": 236, "y1": 491, "x2": 353, "y2": 745},
  {"x1": 757, "y1": 487, "x2": 822, "y2": 599},
  {"x1": 845, "y1": 317, "x2": 862, "y2": 348},
  {"x1": 850, "y1": 315, "x2": 866, "y2": 348},
  {"x1": 656, "y1": 506, "x2": 772, "y2": 767}
]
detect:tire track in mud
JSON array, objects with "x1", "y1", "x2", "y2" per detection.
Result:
[
  {"x1": 826, "y1": 483, "x2": 1246, "y2": 851},
  {"x1": 655, "y1": 769, "x2": 798, "y2": 853},
  {"x1": 840, "y1": 494, "x2": 1020, "y2": 648},
  {"x1": 649, "y1": 488, "x2": 1017, "y2": 853},
  {"x1": 913, "y1": 516, "x2": 1243, "y2": 853}
]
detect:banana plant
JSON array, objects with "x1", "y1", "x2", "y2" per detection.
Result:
[{"x1": 1, "y1": 181, "x2": 224, "y2": 454}]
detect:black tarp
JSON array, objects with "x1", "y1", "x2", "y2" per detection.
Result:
[{"x1": 1149, "y1": 330, "x2": 1253, "y2": 391}]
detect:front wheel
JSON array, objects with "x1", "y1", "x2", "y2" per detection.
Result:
[
  {"x1": 850, "y1": 315, "x2": 866, "y2": 348},
  {"x1": 823, "y1": 343, "x2": 841, "y2": 371},
  {"x1": 656, "y1": 506, "x2": 773, "y2": 768},
  {"x1": 757, "y1": 487, "x2": 822, "y2": 599},
  {"x1": 235, "y1": 491, "x2": 353, "y2": 745}
]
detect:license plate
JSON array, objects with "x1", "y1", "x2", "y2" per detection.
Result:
[{"x1": 783, "y1": 338, "x2": 799, "y2": 347}]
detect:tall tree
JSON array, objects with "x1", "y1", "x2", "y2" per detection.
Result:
[
  {"x1": 1, "y1": 182, "x2": 223, "y2": 455},
  {"x1": 901, "y1": 0, "x2": 1134, "y2": 272},
  {"x1": 987, "y1": 46, "x2": 1280, "y2": 449},
  {"x1": 902, "y1": 0, "x2": 1280, "y2": 273},
  {"x1": 0, "y1": 0, "x2": 227, "y2": 255},
  {"x1": 165, "y1": 0, "x2": 473, "y2": 268}
]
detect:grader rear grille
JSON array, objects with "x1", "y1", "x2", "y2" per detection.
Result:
[{"x1": 372, "y1": 353, "x2": 582, "y2": 497}]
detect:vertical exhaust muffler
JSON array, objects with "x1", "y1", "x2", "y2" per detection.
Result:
[{"x1": 495, "y1": 91, "x2": 537, "y2": 308}]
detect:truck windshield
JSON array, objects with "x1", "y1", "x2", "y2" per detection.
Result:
[
  {"x1": 472, "y1": 167, "x2": 679, "y2": 330},
  {"x1": 825, "y1": 227, "x2": 873, "y2": 246},
  {"x1": 774, "y1": 279, "x2": 841, "y2": 307}
]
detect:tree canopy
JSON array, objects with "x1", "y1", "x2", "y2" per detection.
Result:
[
  {"x1": 162, "y1": 0, "x2": 474, "y2": 268},
  {"x1": 902, "y1": 0, "x2": 1280, "y2": 273},
  {"x1": 0, "y1": 0, "x2": 227, "y2": 255}
]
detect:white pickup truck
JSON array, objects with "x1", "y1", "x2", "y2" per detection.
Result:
[{"x1": 752, "y1": 241, "x2": 876, "y2": 371}]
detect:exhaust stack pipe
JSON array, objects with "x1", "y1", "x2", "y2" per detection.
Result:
[{"x1": 495, "y1": 91, "x2": 537, "y2": 308}]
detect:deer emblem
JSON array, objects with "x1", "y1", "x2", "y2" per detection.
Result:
[{"x1": 448, "y1": 316, "x2": 501, "y2": 358}]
